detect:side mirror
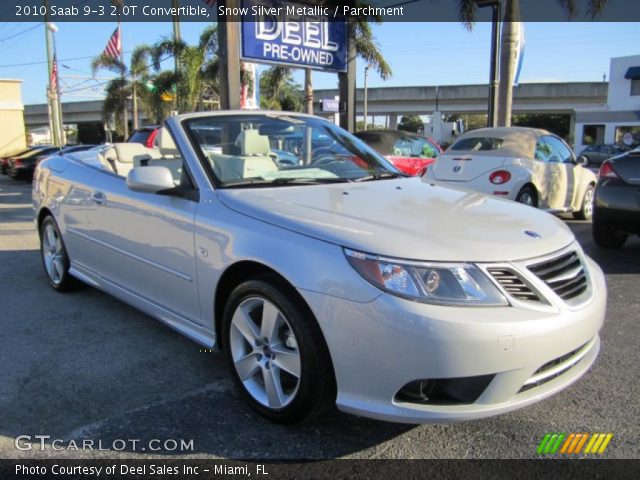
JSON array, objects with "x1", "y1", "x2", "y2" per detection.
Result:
[
  {"x1": 576, "y1": 155, "x2": 588, "y2": 166},
  {"x1": 126, "y1": 166, "x2": 175, "y2": 193}
]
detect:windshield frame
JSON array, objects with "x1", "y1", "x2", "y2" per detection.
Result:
[{"x1": 181, "y1": 113, "x2": 402, "y2": 189}]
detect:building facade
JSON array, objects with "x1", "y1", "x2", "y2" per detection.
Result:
[
  {"x1": 0, "y1": 79, "x2": 26, "y2": 156},
  {"x1": 574, "y1": 55, "x2": 640, "y2": 154}
]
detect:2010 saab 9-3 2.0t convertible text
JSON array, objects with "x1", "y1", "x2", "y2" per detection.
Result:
[{"x1": 33, "y1": 112, "x2": 606, "y2": 424}]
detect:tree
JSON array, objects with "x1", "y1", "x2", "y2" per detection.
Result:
[
  {"x1": 398, "y1": 115, "x2": 424, "y2": 133},
  {"x1": 259, "y1": 66, "x2": 303, "y2": 111},
  {"x1": 512, "y1": 113, "x2": 571, "y2": 139},
  {"x1": 456, "y1": 0, "x2": 609, "y2": 126},
  {"x1": 92, "y1": 44, "x2": 152, "y2": 138},
  {"x1": 149, "y1": 25, "x2": 219, "y2": 113}
]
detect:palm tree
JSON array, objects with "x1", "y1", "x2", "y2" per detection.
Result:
[
  {"x1": 149, "y1": 24, "x2": 218, "y2": 113},
  {"x1": 92, "y1": 45, "x2": 152, "y2": 136},
  {"x1": 259, "y1": 66, "x2": 304, "y2": 111},
  {"x1": 456, "y1": 0, "x2": 609, "y2": 126}
]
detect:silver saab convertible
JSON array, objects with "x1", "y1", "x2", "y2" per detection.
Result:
[{"x1": 33, "y1": 112, "x2": 606, "y2": 424}]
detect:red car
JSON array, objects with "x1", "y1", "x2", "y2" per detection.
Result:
[{"x1": 355, "y1": 130, "x2": 442, "y2": 176}]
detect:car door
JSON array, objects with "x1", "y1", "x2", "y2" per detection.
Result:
[
  {"x1": 83, "y1": 149, "x2": 201, "y2": 325},
  {"x1": 542, "y1": 135, "x2": 576, "y2": 210}
]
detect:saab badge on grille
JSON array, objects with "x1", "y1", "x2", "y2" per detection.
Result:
[{"x1": 524, "y1": 230, "x2": 542, "y2": 239}]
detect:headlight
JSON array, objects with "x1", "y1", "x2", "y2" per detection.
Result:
[{"x1": 344, "y1": 249, "x2": 507, "y2": 306}]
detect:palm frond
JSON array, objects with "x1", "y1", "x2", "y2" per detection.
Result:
[
  {"x1": 587, "y1": 0, "x2": 609, "y2": 18},
  {"x1": 457, "y1": 0, "x2": 477, "y2": 30},
  {"x1": 91, "y1": 54, "x2": 125, "y2": 76}
]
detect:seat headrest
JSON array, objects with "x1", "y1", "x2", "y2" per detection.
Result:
[
  {"x1": 113, "y1": 143, "x2": 151, "y2": 164},
  {"x1": 154, "y1": 127, "x2": 179, "y2": 156},
  {"x1": 235, "y1": 130, "x2": 271, "y2": 156}
]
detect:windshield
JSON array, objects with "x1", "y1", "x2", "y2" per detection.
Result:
[{"x1": 183, "y1": 114, "x2": 401, "y2": 187}]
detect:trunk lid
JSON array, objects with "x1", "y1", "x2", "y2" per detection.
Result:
[
  {"x1": 430, "y1": 152, "x2": 507, "y2": 182},
  {"x1": 611, "y1": 152, "x2": 640, "y2": 185}
]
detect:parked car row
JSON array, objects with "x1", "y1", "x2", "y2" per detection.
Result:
[
  {"x1": 1, "y1": 144, "x2": 99, "y2": 180},
  {"x1": 578, "y1": 143, "x2": 630, "y2": 167},
  {"x1": 33, "y1": 112, "x2": 608, "y2": 426}
]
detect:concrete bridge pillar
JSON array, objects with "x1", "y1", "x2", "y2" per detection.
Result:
[{"x1": 389, "y1": 114, "x2": 398, "y2": 130}]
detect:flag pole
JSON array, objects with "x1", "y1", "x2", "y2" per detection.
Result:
[
  {"x1": 118, "y1": 19, "x2": 129, "y2": 139},
  {"x1": 51, "y1": 25, "x2": 64, "y2": 145}
]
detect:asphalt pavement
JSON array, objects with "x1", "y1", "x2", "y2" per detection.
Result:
[{"x1": 0, "y1": 174, "x2": 638, "y2": 459}]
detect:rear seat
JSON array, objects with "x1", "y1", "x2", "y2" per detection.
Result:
[
  {"x1": 212, "y1": 129, "x2": 278, "y2": 181},
  {"x1": 100, "y1": 143, "x2": 156, "y2": 176},
  {"x1": 151, "y1": 128, "x2": 183, "y2": 184}
]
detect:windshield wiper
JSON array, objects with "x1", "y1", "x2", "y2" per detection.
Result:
[
  {"x1": 223, "y1": 177, "x2": 352, "y2": 188},
  {"x1": 354, "y1": 172, "x2": 407, "y2": 182}
]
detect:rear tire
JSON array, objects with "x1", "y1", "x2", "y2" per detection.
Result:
[
  {"x1": 593, "y1": 218, "x2": 627, "y2": 249},
  {"x1": 573, "y1": 185, "x2": 594, "y2": 221},
  {"x1": 222, "y1": 274, "x2": 335, "y2": 424},
  {"x1": 40, "y1": 216, "x2": 78, "y2": 291},
  {"x1": 515, "y1": 186, "x2": 538, "y2": 208}
]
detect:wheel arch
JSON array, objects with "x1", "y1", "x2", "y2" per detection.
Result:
[
  {"x1": 517, "y1": 182, "x2": 539, "y2": 206},
  {"x1": 36, "y1": 207, "x2": 54, "y2": 236},
  {"x1": 213, "y1": 259, "x2": 338, "y2": 391}
]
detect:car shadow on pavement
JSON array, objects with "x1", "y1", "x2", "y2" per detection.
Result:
[{"x1": 0, "y1": 248, "x2": 413, "y2": 459}]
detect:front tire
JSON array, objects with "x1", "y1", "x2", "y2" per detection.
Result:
[
  {"x1": 222, "y1": 274, "x2": 335, "y2": 424},
  {"x1": 593, "y1": 218, "x2": 627, "y2": 249},
  {"x1": 515, "y1": 186, "x2": 538, "y2": 207},
  {"x1": 40, "y1": 216, "x2": 77, "y2": 291},
  {"x1": 573, "y1": 185, "x2": 594, "y2": 221}
]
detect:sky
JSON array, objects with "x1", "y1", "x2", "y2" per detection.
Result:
[{"x1": 0, "y1": 20, "x2": 638, "y2": 106}]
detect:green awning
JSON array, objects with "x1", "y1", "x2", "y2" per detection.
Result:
[{"x1": 625, "y1": 67, "x2": 640, "y2": 79}]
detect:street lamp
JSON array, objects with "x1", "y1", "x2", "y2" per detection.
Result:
[{"x1": 475, "y1": 0, "x2": 502, "y2": 127}]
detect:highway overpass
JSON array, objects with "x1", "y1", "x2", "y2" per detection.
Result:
[{"x1": 24, "y1": 82, "x2": 607, "y2": 130}]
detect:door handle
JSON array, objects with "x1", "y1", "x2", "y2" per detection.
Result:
[{"x1": 91, "y1": 191, "x2": 107, "y2": 206}]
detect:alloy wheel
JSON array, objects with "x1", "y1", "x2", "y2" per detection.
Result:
[
  {"x1": 229, "y1": 296, "x2": 301, "y2": 409},
  {"x1": 42, "y1": 223, "x2": 65, "y2": 285}
]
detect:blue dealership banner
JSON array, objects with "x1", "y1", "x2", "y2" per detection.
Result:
[{"x1": 240, "y1": 0, "x2": 348, "y2": 72}]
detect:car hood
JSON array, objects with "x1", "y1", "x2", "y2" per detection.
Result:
[{"x1": 216, "y1": 178, "x2": 575, "y2": 262}]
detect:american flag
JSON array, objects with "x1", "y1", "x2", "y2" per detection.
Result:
[
  {"x1": 102, "y1": 27, "x2": 121, "y2": 59},
  {"x1": 202, "y1": 0, "x2": 217, "y2": 7},
  {"x1": 50, "y1": 55, "x2": 58, "y2": 93}
]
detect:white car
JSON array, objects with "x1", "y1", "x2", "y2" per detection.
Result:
[
  {"x1": 424, "y1": 127, "x2": 597, "y2": 220},
  {"x1": 33, "y1": 112, "x2": 606, "y2": 424}
]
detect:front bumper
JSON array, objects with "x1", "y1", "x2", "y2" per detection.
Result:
[{"x1": 301, "y1": 256, "x2": 606, "y2": 423}]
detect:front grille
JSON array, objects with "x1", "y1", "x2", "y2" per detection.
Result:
[
  {"x1": 487, "y1": 268, "x2": 541, "y2": 303},
  {"x1": 528, "y1": 250, "x2": 588, "y2": 302}
]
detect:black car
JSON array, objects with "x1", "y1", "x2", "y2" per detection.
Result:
[
  {"x1": 592, "y1": 149, "x2": 640, "y2": 248},
  {"x1": 60, "y1": 144, "x2": 98, "y2": 155},
  {"x1": 7, "y1": 146, "x2": 60, "y2": 180},
  {"x1": 579, "y1": 144, "x2": 629, "y2": 167}
]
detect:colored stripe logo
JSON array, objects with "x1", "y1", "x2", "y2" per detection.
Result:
[{"x1": 537, "y1": 433, "x2": 613, "y2": 455}]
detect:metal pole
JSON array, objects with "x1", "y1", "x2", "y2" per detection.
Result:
[
  {"x1": 339, "y1": 17, "x2": 356, "y2": 132},
  {"x1": 118, "y1": 20, "x2": 129, "y2": 139},
  {"x1": 488, "y1": 2, "x2": 501, "y2": 127},
  {"x1": 363, "y1": 65, "x2": 369, "y2": 131},
  {"x1": 172, "y1": 0, "x2": 181, "y2": 75},
  {"x1": 218, "y1": 0, "x2": 241, "y2": 110},
  {"x1": 51, "y1": 27, "x2": 64, "y2": 145},
  {"x1": 43, "y1": 0, "x2": 61, "y2": 147}
]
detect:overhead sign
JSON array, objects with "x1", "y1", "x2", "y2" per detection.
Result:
[{"x1": 240, "y1": 0, "x2": 348, "y2": 73}]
